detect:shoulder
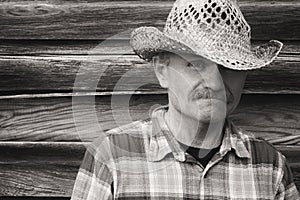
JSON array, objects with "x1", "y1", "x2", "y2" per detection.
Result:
[
  {"x1": 106, "y1": 119, "x2": 152, "y2": 137},
  {"x1": 237, "y1": 128, "x2": 286, "y2": 167},
  {"x1": 87, "y1": 119, "x2": 152, "y2": 163},
  {"x1": 237, "y1": 128, "x2": 299, "y2": 198}
]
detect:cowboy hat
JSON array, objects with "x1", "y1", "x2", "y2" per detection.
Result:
[{"x1": 130, "y1": 0, "x2": 283, "y2": 70}]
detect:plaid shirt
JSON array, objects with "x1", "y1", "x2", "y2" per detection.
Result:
[{"x1": 71, "y1": 106, "x2": 299, "y2": 199}]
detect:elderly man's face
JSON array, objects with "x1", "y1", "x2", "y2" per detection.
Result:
[{"x1": 154, "y1": 53, "x2": 247, "y2": 122}]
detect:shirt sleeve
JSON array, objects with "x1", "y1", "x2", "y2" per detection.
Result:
[
  {"x1": 71, "y1": 147, "x2": 114, "y2": 200},
  {"x1": 275, "y1": 155, "x2": 300, "y2": 200}
]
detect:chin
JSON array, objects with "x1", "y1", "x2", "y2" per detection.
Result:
[
  {"x1": 196, "y1": 99, "x2": 227, "y2": 115},
  {"x1": 189, "y1": 108, "x2": 227, "y2": 123}
]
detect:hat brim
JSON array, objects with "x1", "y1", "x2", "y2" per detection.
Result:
[{"x1": 130, "y1": 26, "x2": 283, "y2": 70}]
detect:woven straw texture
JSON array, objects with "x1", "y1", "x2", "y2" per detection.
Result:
[{"x1": 130, "y1": 0, "x2": 283, "y2": 70}]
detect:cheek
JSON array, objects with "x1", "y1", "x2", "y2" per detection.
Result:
[
  {"x1": 168, "y1": 71, "x2": 192, "y2": 95},
  {"x1": 167, "y1": 77, "x2": 194, "y2": 110},
  {"x1": 168, "y1": 81, "x2": 188, "y2": 104}
]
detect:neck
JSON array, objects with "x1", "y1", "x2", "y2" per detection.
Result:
[{"x1": 164, "y1": 104, "x2": 225, "y2": 149}]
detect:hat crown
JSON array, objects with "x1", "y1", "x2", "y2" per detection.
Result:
[
  {"x1": 130, "y1": 0, "x2": 283, "y2": 70},
  {"x1": 163, "y1": 0, "x2": 252, "y2": 64}
]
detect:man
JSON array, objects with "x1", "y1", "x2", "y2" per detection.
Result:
[{"x1": 71, "y1": 0, "x2": 299, "y2": 199}]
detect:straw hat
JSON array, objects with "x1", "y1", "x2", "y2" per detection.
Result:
[{"x1": 130, "y1": 0, "x2": 283, "y2": 70}]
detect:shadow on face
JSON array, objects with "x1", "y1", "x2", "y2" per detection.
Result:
[{"x1": 217, "y1": 64, "x2": 248, "y2": 115}]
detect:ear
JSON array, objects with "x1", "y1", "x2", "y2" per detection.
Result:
[{"x1": 153, "y1": 56, "x2": 169, "y2": 89}]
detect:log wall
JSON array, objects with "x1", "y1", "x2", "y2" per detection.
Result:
[{"x1": 0, "y1": 0, "x2": 299, "y2": 198}]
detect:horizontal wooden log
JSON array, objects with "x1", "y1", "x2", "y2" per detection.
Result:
[
  {"x1": 0, "y1": 0, "x2": 299, "y2": 40},
  {"x1": 0, "y1": 142, "x2": 299, "y2": 196},
  {"x1": 0, "y1": 40, "x2": 299, "y2": 55},
  {"x1": 1, "y1": 198, "x2": 68, "y2": 200},
  {"x1": 0, "y1": 142, "x2": 85, "y2": 196},
  {"x1": 0, "y1": 54, "x2": 299, "y2": 94},
  {"x1": 0, "y1": 94, "x2": 299, "y2": 144},
  {"x1": 1, "y1": 198, "x2": 69, "y2": 200}
]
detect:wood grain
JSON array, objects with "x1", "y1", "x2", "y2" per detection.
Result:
[
  {"x1": 0, "y1": 0, "x2": 299, "y2": 40},
  {"x1": 0, "y1": 0, "x2": 299, "y2": 198},
  {"x1": 0, "y1": 54, "x2": 299, "y2": 95},
  {"x1": 0, "y1": 94, "x2": 299, "y2": 143},
  {"x1": 0, "y1": 142, "x2": 85, "y2": 196},
  {"x1": 0, "y1": 40, "x2": 299, "y2": 55},
  {"x1": 0, "y1": 142, "x2": 299, "y2": 196}
]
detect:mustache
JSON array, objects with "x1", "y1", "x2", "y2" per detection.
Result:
[{"x1": 190, "y1": 83, "x2": 228, "y2": 101}]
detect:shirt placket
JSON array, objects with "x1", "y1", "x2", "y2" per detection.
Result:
[
  {"x1": 182, "y1": 153, "x2": 204, "y2": 199},
  {"x1": 184, "y1": 145, "x2": 229, "y2": 175},
  {"x1": 185, "y1": 150, "x2": 229, "y2": 199}
]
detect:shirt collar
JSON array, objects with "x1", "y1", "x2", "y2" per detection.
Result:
[{"x1": 147, "y1": 106, "x2": 250, "y2": 162}]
